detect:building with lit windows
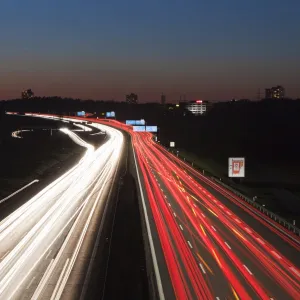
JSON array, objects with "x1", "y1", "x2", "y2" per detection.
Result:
[
  {"x1": 265, "y1": 86, "x2": 285, "y2": 99},
  {"x1": 184, "y1": 100, "x2": 211, "y2": 115}
]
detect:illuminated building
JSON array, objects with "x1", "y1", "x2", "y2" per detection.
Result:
[
  {"x1": 126, "y1": 93, "x2": 138, "y2": 104},
  {"x1": 184, "y1": 100, "x2": 211, "y2": 115},
  {"x1": 265, "y1": 86, "x2": 285, "y2": 99}
]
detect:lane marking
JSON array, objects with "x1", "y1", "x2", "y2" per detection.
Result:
[
  {"x1": 173, "y1": 212, "x2": 177, "y2": 218},
  {"x1": 26, "y1": 276, "x2": 36, "y2": 290},
  {"x1": 1, "y1": 251, "x2": 9, "y2": 260},
  {"x1": 227, "y1": 211, "x2": 232, "y2": 216},
  {"x1": 271, "y1": 251, "x2": 282, "y2": 259},
  {"x1": 179, "y1": 225, "x2": 184, "y2": 231},
  {"x1": 196, "y1": 253, "x2": 214, "y2": 275},
  {"x1": 168, "y1": 202, "x2": 171, "y2": 207},
  {"x1": 45, "y1": 249, "x2": 52, "y2": 259},
  {"x1": 187, "y1": 241, "x2": 193, "y2": 249},
  {"x1": 211, "y1": 226, "x2": 217, "y2": 232},
  {"x1": 199, "y1": 263, "x2": 206, "y2": 274},
  {"x1": 225, "y1": 242, "x2": 231, "y2": 249},
  {"x1": 132, "y1": 146, "x2": 165, "y2": 300},
  {"x1": 235, "y1": 218, "x2": 241, "y2": 224},
  {"x1": 243, "y1": 265, "x2": 253, "y2": 275},
  {"x1": 193, "y1": 203, "x2": 197, "y2": 207}
]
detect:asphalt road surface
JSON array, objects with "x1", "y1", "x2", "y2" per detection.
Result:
[
  {"x1": 132, "y1": 131, "x2": 300, "y2": 300},
  {"x1": 88, "y1": 118, "x2": 300, "y2": 300},
  {"x1": 0, "y1": 119, "x2": 124, "y2": 299}
]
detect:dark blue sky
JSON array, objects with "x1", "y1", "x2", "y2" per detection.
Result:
[{"x1": 1, "y1": 0, "x2": 299, "y2": 101}]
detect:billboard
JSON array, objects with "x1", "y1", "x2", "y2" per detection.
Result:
[
  {"x1": 77, "y1": 111, "x2": 85, "y2": 117},
  {"x1": 126, "y1": 119, "x2": 145, "y2": 125},
  {"x1": 133, "y1": 126, "x2": 146, "y2": 132},
  {"x1": 170, "y1": 142, "x2": 175, "y2": 147},
  {"x1": 146, "y1": 126, "x2": 158, "y2": 132},
  {"x1": 228, "y1": 157, "x2": 245, "y2": 177},
  {"x1": 106, "y1": 111, "x2": 116, "y2": 118}
]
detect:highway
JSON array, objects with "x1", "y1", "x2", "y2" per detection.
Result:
[
  {"x1": 133, "y1": 131, "x2": 300, "y2": 300},
  {"x1": 5, "y1": 113, "x2": 299, "y2": 299},
  {"x1": 0, "y1": 119, "x2": 124, "y2": 299},
  {"x1": 88, "y1": 119, "x2": 300, "y2": 300}
]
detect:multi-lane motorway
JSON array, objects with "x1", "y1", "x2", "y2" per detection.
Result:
[
  {"x1": 1, "y1": 114, "x2": 300, "y2": 300},
  {"x1": 0, "y1": 118, "x2": 124, "y2": 299},
  {"x1": 132, "y1": 131, "x2": 300, "y2": 300},
  {"x1": 92, "y1": 118, "x2": 299, "y2": 300}
]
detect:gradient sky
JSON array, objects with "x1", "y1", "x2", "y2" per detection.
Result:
[{"x1": 1, "y1": 0, "x2": 300, "y2": 102}]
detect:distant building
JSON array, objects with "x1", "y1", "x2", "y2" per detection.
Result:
[
  {"x1": 126, "y1": 93, "x2": 138, "y2": 104},
  {"x1": 22, "y1": 89, "x2": 34, "y2": 99},
  {"x1": 183, "y1": 100, "x2": 212, "y2": 115},
  {"x1": 265, "y1": 86, "x2": 285, "y2": 99},
  {"x1": 161, "y1": 93, "x2": 166, "y2": 105}
]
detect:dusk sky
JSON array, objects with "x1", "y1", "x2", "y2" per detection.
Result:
[{"x1": 1, "y1": 0, "x2": 300, "y2": 102}]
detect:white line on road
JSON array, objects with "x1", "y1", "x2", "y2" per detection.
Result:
[
  {"x1": 26, "y1": 276, "x2": 35, "y2": 290},
  {"x1": 211, "y1": 226, "x2": 217, "y2": 232},
  {"x1": 199, "y1": 263, "x2": 206, "y2": 274},
  {"x1": 225, "y1": 242, "x2": 231, "y2": 249},
  {"x1": 179, "y1": 225, "x2": 184, "y2": 231},
  {"x1": 173, "y1": 212, "x2": 177, "y2": 218},
  {"x1": 0, "y1": 179, "x2": 39, "y2": 204},
  {"x1": 45, "y1": 249, "x2": 52, "y2": 259},
  {"x1": 1, "y1": 251, "x2": 9, "y2": 260},
  {"x1": 201, "y1": 213, "x2": 206, "y2": 218},
  {"x1": 243, "y1": 265, "x2": 253, "y2": 275},
  {"x1": 132, "y1": 145, "x2": 165, "y2": 300},
  {"x1": 226, "y1": 211, "x2": 232, "y2": 215},
  {"x1": 193, "y1": 203, "x2": 197, "y2": 207},
  {"x1": 168, "y1": 202, "x2": 171, "y2": 207},
  {"x1": 187, "y1": 241, "x2": 193, "y2": 248},
  {"x1": 216, "y1": 297, "x2": 220, "y2": 300},
  {"x1": 235, "y1": 218, "x2": 241, "y2": 223}
]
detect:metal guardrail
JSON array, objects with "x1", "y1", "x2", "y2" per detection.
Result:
[
  {"x1": 211, "y1": 177, "x2": 300, "y2": 237},
  {"x1": 161, "y1": 145, "x2": 300, "y2": 238}
]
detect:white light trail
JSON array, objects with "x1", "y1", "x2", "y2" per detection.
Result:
[
  {"x1": 0, "y1": 115, "x2": 124, "y2": 299},
  {"x1": 11, "y1": 129, "x2": 31, "y2": 139},
  {"x1": 73, "y1": 123, "x2": 92, "y2": 132}
]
